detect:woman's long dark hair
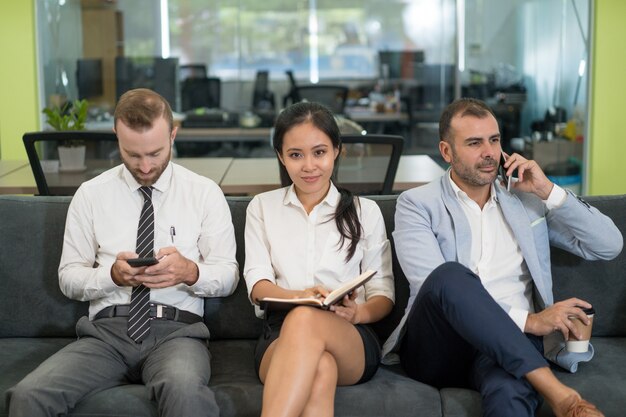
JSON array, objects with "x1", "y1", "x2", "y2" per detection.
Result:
[{"x1": 273, "y1": 102, "x2": 362, "y2": 262}]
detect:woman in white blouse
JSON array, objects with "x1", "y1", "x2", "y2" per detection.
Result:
[{"x1": 244, "y1": 102, "x2": 395, "y2": 417}]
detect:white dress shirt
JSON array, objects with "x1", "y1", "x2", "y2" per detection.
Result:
[
  {"x1": 448, "y1": 172, "x2": 567, "y2": 330},
  {"x1": 244, "y1": 184, "x2": 395, "y2": 318},
  {"x1": 59, "y1": 162, "x2": 239, "y2": 319}
]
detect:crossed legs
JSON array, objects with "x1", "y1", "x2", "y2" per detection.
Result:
[
  {"x1": 258, "y1": 307, "x2": 367, "y2": 417},
  {"x1": 401, "y1": 262, "x2": 602, "y2": 417}
]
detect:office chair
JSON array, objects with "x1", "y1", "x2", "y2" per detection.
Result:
[
  {"x1": 23, "y1": 131, "x2": 119, "y2": 196},
  {"x1": 282, "y1": 70, "x2": 301, "y2": 108},
  {"x1": 278, "y1": 134, "x2": 403, "y2": 195},
  {"x1": 290, "y1": 85, "x2": 349, "y2": 115},
  {"x1": 336, "y1": 134, "x2": 403, "y2": 195},
  {"x1": 180, "y1": 77, "x2": 221, "y2": 111},
  {"x1": 252, "y1": 70, "x2": 276, "y2": 112}
]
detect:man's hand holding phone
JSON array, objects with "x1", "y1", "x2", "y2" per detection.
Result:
[
  {"x1": 498, "y1": 153, "x2": 512, "y2": 191},
  {"x1": 500, "y1": 152, "x2": 554, "y2": 200},
  {"x1": 111, "y1": 251, "x2": 154, "y2": 287},
  {"x1": 111, "y1": 248, "x2": 199, "y2": 289}
]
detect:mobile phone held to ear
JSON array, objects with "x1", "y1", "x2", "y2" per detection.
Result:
[
  {"x1": 499, "y1": 153, "x2": 512, "y2": 191},
  {"x1": 126, "y1": 257, "x2": 159, "y2": 267}
]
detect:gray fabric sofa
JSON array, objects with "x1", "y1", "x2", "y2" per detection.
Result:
[{"x1": 1, "y1": 194, "x2": 624, "y2": 417}]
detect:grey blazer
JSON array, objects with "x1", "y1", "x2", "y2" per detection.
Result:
[{"x1": 382, "y1": 171, "x2": 623, "y2": 362}]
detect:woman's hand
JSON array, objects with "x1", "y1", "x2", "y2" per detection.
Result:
[
  {"x1": 299, "y1": 285, "x2": 330, "y2": 300},
  {"x1": 330, "y1": 291, "x2": 361, "y2": 324}
]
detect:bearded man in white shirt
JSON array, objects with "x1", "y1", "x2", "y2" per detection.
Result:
[
  {"x1": 7, "y1": 88, "x2": 239, "y2": 417},
  {"x1": 383, "y1": 98, "x2": 622, "y2": 417}
]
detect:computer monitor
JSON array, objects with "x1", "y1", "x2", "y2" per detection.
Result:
[
  {"x1": 252, "y1": 70, "x2": 275, "y2": 111},
  {"x1": 254, "y1": 70, "x2": 269, "y2": 93},
  {"x1": 378, "y1": 50, "x2": 425, "y2": 80},
  {"x1": 115, "y1": 56, "x2": 180, "y2": 111},
  {"x1": 76, "y1": 58, "x2": 103, "y2": 100},
  {"x1": 179, "y1": 64, "x2": 207, "y2": 81}
]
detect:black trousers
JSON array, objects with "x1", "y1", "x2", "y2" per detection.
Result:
[{"x1": 400, "y1": 262, "x2": 548, "y2": 417}]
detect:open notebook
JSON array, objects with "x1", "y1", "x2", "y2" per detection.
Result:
[{"x1": 259, "y1": 270, "x2": 377, "y2": 311}]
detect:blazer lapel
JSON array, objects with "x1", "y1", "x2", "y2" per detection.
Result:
[
  {"x1": 496, "y1": 186, "x2": 549, "y2": 307},
  {"x1": 441, "y1": 175, "x2": 472, "y2": 266}
]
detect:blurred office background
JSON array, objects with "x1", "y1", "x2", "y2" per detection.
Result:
[{"x1": 34, "y1": 0, "x2": 591, "y2": 188}]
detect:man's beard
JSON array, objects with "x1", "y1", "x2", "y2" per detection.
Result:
[
  {"x1": 123, "y1": 149, "x2": 171, "y2": 186},
  {"x1": 450, "y1": 153, "x2": 497, "y2": 187}
]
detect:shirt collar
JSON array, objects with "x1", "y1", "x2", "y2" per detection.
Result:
[
  {"x1": 283, "y1": 182, "x2": 340, "y2": 209},
  {"x1": 447, "y1": 170, "x2": 498, "y2": 205},
  {"x1": 122, "y1": 161, "x2": 173, "y2": 194}
]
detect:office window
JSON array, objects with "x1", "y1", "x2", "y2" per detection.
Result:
[
  {"x1": 36, "y1": 0, "x2": 591, "y2": 189},
  {"x1": 36, "y1": 0, "x2": 456, "y2": 110},
  {"x1": 167, "y1": 0, "x2": 451, "y2": 82}
]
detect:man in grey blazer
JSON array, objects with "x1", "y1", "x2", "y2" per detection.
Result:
[{"x1": 383, "y1": 98, "x2": 622, "y2": 417}]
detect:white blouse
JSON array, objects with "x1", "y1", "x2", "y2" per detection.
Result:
[{"x1": 244, "y1": 184, "x2": 395, "y2": 317}]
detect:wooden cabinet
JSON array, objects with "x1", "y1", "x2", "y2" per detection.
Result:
[{"x1": 80, "y1": 0, "x2": 123, "y2": 107}]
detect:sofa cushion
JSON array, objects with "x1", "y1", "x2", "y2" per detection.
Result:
[
  {"x1": 206, "y1": 340, "x2": 445, "y2": 417},
  {"x1": 550, "y1": 195, "x2": 626, "y2": 337},
  {"x1": 203, "y1": 198, "x2": 263, "y2": 340},
  {"x1": 1, "y1": 193, "x2": 625, "y2": 417},
  {"x1": 536, "y1": 336, "x2": 626, "y2": 417},
  {"x1": 0, "y1": 197, "x2": 85, "y2": 338},
  {"x1": 440, "y1": 388, "x2": 482, "y2": 417},
  {"x1": 0, "y1": 338, "x2": 444, "y2": 417}
]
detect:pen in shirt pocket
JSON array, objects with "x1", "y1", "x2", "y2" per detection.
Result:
[{"x1": 169, "y1": 226, "x2": 176, "y2": 244}]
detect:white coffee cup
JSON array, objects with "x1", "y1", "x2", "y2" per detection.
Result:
[{"x1": 566, "y1": 307, "x2": 595, "y2": 353}]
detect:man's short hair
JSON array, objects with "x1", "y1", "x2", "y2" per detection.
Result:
[
  {"x1": 114, "y1": 88, "x2": 173, "y2": 133},
  {"x1": 439, "y1": 98, "x2": 496, "y2": 143}
]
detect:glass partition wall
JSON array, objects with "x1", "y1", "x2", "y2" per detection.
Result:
[{"x1": 36, "y1": 0, "x2": 591, "y2": 190}]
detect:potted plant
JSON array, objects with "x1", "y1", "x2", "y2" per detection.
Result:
[{"x1": 42, "y1": 99, "x2": 89, "y2": 171}]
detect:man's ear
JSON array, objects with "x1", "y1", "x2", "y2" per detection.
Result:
[
  {"x1": 439, "y1": 140, "x2": 453, "y2": 164},
  {"x1": 170, "y1": 126, "x2": 178, "y2": 144}
]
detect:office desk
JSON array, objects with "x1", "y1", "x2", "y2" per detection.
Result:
[
  {"x1": 219, "y1": 158, "x2": 280, "y2": 195},
  {"x1": 345, "y1": 108, "x2": 409, "y2": 124},
  {"x1": 0, "y1": 160, "x2": 29, "y2": 178},
  {"x1": 220, "y1": 155, "x2": 445, "y2": 195},
  {"x1": 344, "y1": 108, "x2": 410, "y2": 137},
  {"x1": 86, "y1": 121, "x2": 272, "y2": 144},
  {"x1": 0, "y1": 158, "x2": 233, "y2": 195},
  {"x1": 0, "y1": 156, "x2": 443, "y2": 196}
]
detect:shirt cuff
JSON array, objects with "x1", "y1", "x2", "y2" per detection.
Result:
[
  {"x1": 544, "y1": 184, "x2": 567, "y2": 210},
  {"x1": 191, "y1": 262, "x2": 239, "y2": 297},
  {"x1": 99, "y1": 265, "x2": 123, "y2": 293},
  {"x1": 244, "y1": 268, "x2": 276, "y2": 303},
  {"x1": 509, "y1": 307, "x2": 529, "y2": 332}
]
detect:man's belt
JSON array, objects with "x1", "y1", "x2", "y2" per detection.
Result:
[{"x1": 94, "y1": 304, "x2": 203, "y2": 324}]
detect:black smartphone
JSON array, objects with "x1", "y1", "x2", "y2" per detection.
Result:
[
  {"x1": 498, "y1": 153, "x2": 511, "y2": 190},
  {"x1": 126, "y1": 257, "x2": 159, "y2": 267}
]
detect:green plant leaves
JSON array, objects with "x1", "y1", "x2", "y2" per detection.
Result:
[{"x1": 42, "y1": 99, "x2": 89, "y2": 131}]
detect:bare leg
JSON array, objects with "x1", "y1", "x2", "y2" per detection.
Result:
[
  {"x1": 526, "y1": 367, "x2": 604, "y2": 417},
  {"x1": 300, "y1": 352, "x2": 338, "y2": 417},
  {"x1": 259, "y1": 307, "x2": 365, "y2": 417}
]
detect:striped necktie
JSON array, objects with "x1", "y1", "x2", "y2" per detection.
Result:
[{"x1": 128, "y1": 186, "x2": 154, "y2": 342}]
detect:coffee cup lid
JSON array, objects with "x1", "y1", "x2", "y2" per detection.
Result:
[{"x1": 582, "y1": 307, "x2": 595, "y2": 315}]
